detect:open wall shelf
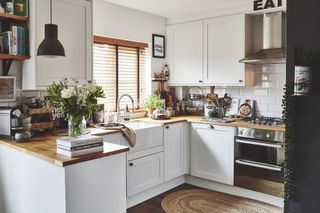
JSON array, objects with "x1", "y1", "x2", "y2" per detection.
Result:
[{"x1": 0, "y1": 13, "x2": 28, "y2": 22}]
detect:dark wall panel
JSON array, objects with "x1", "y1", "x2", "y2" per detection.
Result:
[{"x1": 287, "y1": 1, "x2": 320, "y2": 212}]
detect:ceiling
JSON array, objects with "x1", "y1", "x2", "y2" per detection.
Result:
[{"x1": 102, "y1": 0, "x2": 251, "y2": 18}]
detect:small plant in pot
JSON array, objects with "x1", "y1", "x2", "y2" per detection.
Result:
[{"x1": 141, "y1": 95, "x2": 164, "y2": 116}]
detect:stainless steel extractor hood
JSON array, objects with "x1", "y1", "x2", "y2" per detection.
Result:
[{"x1": 240, "y1": 11, "x2": 286, "y2": 64}]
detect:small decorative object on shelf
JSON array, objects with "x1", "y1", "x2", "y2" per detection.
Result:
[
  {"x1": 47, "y1": 79, "x2": 105, "y2": 137},
  {"x1": 162, "y1": 64, "x2": 170, "y2": 79},
  {"x1": 5, "y1": 1, "x2": 14, "y2": 14},
  {"x1": 13, "y1": 0, "x2": 28, "y2": 17}
]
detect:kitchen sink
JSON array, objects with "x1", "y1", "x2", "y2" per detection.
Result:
[
  {"x1": 123, "y1": 121, "x2": 161, "y2": 130},
  {"x1": 96, "y1": 121, "x2": 161, "y2": 131}
]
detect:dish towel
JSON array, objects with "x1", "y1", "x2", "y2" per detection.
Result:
[
  {"x1": 120, "y1": 125, "x2": 136, "y2": 147},
  {"x1": 98, "y1": 124, "x2": 136, "y2": 147}
]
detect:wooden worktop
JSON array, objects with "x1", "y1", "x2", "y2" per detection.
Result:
[
  {"x1": 0, "y1": 128, "x2": 128, "y2": 167},
  {"x1": 132, "y1": 116, "x2": 286, "y2": 132},
  {"x1": 0, "y1": 116, "x2": 284, "y2": 167}
]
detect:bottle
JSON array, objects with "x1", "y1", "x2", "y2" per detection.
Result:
[
  {"x1": 124, "y1": 104, "x2": 131, "y2": 121},
  {"x1": 162, "y1": 65, "x2": 170, "y2": 79},
  {"x1": 81, "y1": 117, "x2": 87, "y2": 134}
]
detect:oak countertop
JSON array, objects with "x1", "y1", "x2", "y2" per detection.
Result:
[
  {"x1": 0, "y1": 128, "x2": 128, "y2": 167},
  {"x1": 0, "y1": 116, "x2": 285, "y2": 167},
  {"x1": 131, "y1": 116, "x2": 286, "y2": 132}
]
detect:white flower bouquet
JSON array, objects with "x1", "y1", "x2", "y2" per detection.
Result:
[{"x1": 47, "y1": 79, "x2": 105, "y2": 136}]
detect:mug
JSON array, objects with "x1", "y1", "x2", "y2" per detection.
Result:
[{"x1": 5, "y1": 2, "x2": 14, "y2": 14}]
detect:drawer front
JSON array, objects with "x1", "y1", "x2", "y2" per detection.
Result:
[{"x1": 127, "y1": 152, "x2": 164, "y2": 197}]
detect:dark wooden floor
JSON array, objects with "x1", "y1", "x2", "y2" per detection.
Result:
[{"x1": 127, "y1": 184, "x2": 200, "y2": 213}]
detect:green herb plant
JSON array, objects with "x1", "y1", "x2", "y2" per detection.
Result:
[{"x1": 140, "y1": 94, "x2": 164, "y2": 110}]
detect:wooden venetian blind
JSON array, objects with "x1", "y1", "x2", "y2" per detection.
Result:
[
  {"x1": 93, "y1": 40, "x2": 148, "y2": 111},
  {"x1": 93, "y1": 43, "x2": 117, "y2": 110}
]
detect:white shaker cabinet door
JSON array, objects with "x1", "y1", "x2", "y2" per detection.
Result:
[
  {"x1": 23, "y1": 0, "x2": 92, "y2": 89},
  {"x1": 167, "y1": 21, "x2": 204, "y2": 85},
  {"x1": 204, "y1": 14, "x2": 245, "y2": 86},
  {"x1": 164, "y1": 123, "x2": 187, "y2": 182},
  {"x1": 191, "y1": 123, "x2": 235, "y2": 185},
  {"x1": 127, "y1": 152, "x2": 164, "y2": 197}
]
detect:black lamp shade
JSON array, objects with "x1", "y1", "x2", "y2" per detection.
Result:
[{"x1": 37, "y1": 24, "x2": 65, "y2": 56}]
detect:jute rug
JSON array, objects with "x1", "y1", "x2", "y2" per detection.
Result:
[{"x1": 161, "y1": 189, "x2": 283, "y2": 213}]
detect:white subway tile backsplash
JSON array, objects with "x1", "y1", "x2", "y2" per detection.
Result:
[
  {"x1": 254, "y1": 89, "x2": 269, "y2": 96},
  {"x1": 240, "y1": 88, "x2": 254, "y2": 97},
  {"x1": 261, "y1": 96, "x2": 276, "y2": 104},
  {"x1": 215, "y1": 64, "x2": 285, "y2": 118}
]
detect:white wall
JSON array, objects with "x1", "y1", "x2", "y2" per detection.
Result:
[{"x1": 93, "y1": 0, "x2": 167, "y2": 94}]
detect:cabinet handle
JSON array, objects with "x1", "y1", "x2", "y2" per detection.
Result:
[
  {"x1": 129, "y1": 162, "x2": 133, "y2": 166},
  {"x1": 165, "y1": 126, "x2": 169, "y2": 129},
  {"x1": 239, "y1": 80, "x2": 243, "y2": 83}
]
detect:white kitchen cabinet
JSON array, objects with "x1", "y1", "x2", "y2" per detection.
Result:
[
  {"x1": 22, "y1": 0, "x2": 92, "y2": 89},
  {"x1": 204, "y1": 14, "x2": 246, "y2": 86},
  {"x1": 127, "y1": 152, "x2": 164, "y2": 197},
  {"x1": 167, "y1": 21, "x2": 204, "y2": 85},
  {"x1": 191, "y1": 123, "x2": 235, "y2": 185},
  {"x1": 164, "y1": 123, "x2": 187, "y2": 182}
]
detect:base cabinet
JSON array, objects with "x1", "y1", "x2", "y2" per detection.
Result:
[
  {"x1": 164, "y1": 123, "x2": 187, "y2": 181},
  {"x1": 127, "y1": 152, "x2": 164, "y2": 197},
  {"x1": 191, "y1": 123, "x2": 235, "y2": 185}
]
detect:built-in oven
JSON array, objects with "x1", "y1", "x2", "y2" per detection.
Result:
[{"x1": 234, "y1": 127, "x2": 285, "y2": 197}]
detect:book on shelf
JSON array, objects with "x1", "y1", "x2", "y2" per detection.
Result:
[
  {"x1": 0, "y1": 26, "x2": 26, "y2": 56},
  {"x1": 57, "y1": 142, "x2": 104, "y2": 152},
  {"x1": 57, "y1": 146, "x2": 104, "y2": 158},
  {"x1": 56, "y1": 135, "x2": 104, "y2": 147},
  {"x1": 0, "y1": 31, "x2": 12, "y2": 54}
]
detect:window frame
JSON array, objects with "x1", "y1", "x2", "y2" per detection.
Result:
[{"x1": 93, "y1": 36, "x2": 148, "y2": 110}]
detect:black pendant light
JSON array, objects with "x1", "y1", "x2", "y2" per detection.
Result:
[{"x1": 37, "y1": 0, "x2": 65, "y2": 56}]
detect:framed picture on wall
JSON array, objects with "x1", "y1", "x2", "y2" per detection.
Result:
[
  {"x1": 152, "y1": 34, "x2": 165, "y2": 58},
  {"x1": 0, "y1": 76, "x2": 16, "y2": 102}
]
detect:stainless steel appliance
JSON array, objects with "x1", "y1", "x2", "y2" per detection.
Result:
[
  {"x1": 239, "y1": 11, "x2": 286, "y2": 64},
  {"x1": 0, "y1": 107, "x2": 22, "y2": 140},
  {"x1": 234, "y1": 118, "x2": 285, "y2": 197}
]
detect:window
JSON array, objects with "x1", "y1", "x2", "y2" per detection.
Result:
[{"x1": 93, "y1": 36, "x2": 148, "y2": 111}]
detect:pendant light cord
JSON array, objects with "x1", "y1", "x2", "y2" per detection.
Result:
[{"x1": 50, "y1": 0, "x2": 52, "y2": 24}]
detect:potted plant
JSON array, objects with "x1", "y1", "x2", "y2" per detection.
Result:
[
  {"x1": 141, "y1": 94, "x2": 164, "y2": 116},
  {"x1": 47, "y1": 79, "x2": 105, "y2": 137}
]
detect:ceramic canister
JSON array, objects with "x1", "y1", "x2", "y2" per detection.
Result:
[{"x1": 294, "y1": 66, "x2": 311, "y2": 95}]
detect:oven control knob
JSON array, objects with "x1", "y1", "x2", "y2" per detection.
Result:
[
  {"x1": 266, "y1": 133, "x2": 271, "y2": 138},
  {"x1": 239, "y1": 130, "x2": 243, "y2": 135}
]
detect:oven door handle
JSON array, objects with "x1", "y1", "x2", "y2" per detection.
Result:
[
  {"x1": 235, "y1": 138, "x2": 283, "y2": 148},
  {"x1": 235, "y1": 159, "x2": 282, "y2": 171}
]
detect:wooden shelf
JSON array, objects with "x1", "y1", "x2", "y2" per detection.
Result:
[
  {"x1": 152, "y1": 77, "x2": 169, "y2": 82},
  {"x1": 0, "y1": 13, "x2": 28, "y2": 22},
  {"x1": 0, "y1": 54, "x2": 30, "y2": 61}
]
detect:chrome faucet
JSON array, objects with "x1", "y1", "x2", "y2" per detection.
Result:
[{"x1": 117, "y1": 94, "x2": 135, "y2": 122}]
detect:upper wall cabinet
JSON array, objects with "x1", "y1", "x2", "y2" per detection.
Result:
[
  {"x1": 167, "y1": 14, "x2": 254, "y2": 86},
  {"x1": 22, "y1": 0, "x2": 92, "y2": 90},
  {"x1": 204, "y1": 14, "x2": 246, "y2": 86},
  {"x1": 167, "y1": 21, "x2": 204, "y2": 85}
]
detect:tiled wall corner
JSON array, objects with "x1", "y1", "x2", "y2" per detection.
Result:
[{"x1": 211, "y1": 64, "x2": 286, "y2": 118}]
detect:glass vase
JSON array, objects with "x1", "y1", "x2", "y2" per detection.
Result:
[{"x1": 68, "y1": 116, "x2": 85, "y2": 137}]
